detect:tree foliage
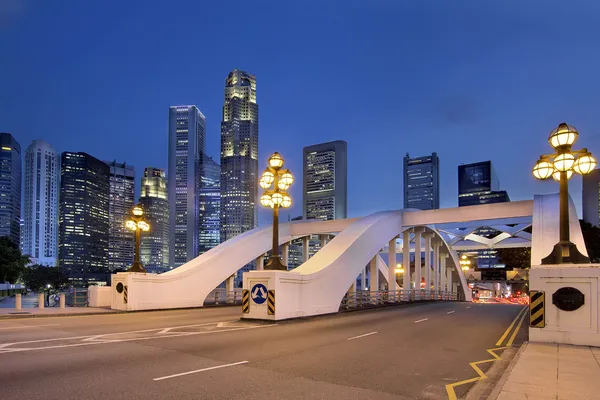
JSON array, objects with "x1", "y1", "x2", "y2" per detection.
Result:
[
  {"x1": 22, "y1": 265, "x2": 69, "y2": 292},
  {"x1": 0, "y1": 236, "x2": 29, "y2": 282},
  {"x1": 497, "y1": 247, "x2": 531, "y2": 269},
  {"x1": 580, "y1": 220, "x2": 600, "y2": 263}
]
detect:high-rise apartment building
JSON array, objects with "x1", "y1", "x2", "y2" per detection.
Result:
[
  {"x1": 458, "y1": 161, "x2": 510, "y2": 207},
  {"x1": 199, "y1": 154, "x2": 220, "y2": 255},
  {"x1": 0, "y1": 133, "x2": 21, "y2": 245},
  {"x1": 106, "y1": 161, "x2": 135, "y2": 271},
  {"x1": 303, "y1": 140, "x2": 348, "y2": 221},
  {"x1": 139, "y1": 167, "x2": 169, "y2": 273},
  {"x1": 22, "y1": 140, "x2": 60, "y2": 266},
  {"x1": 58, "y1": 152, "x2": 110, "y2": 275},
  {"x1": 168, "y1": 105, "x2": 205, "y2": 267},
  {"x1": 583, "y1": 168, "x2": 600, "y2": 227},
  {"x1": 220, "y1": 69, "x2": 259, "y2": 242},
  {"x1": 403, "y1": 152, "x2": 440, "y2": 210}
]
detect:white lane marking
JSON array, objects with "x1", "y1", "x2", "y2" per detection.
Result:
[
  {"x1": 0, "y1": 325, "x2": 277, "y2": 353},
  {"x1": 414, "y1": 318, "x2": 429, "y2": 323},
  {"x1": 446, "y1": 311, "x2": 455, "y2": 314},
  {"x1": 149, "y1": 314, "x2": 190, "y2": 320},
  {"x1": 0, "y1": 324, "x2": 60, "y2": 330},
  {"x1": 347, "y1": 331, "x2": 378, "y2": 341},
  {"x1": 466, "y1": 306, "x2": 472, "y2": 309},
  {"x1": 153, "y1": 361, "x2": 249, "y2": 381}
]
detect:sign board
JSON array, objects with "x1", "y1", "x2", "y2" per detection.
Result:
[{"x1": 251, "y1": 283, "x2": 268, "y2": 305}]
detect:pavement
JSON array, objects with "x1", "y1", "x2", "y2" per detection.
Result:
[
  {"x1": 489, "y1": 341, "x2": 600, "y2": 400},
  {"x1": 0, "y1": 302, "x2": 527, "y2": 399}
]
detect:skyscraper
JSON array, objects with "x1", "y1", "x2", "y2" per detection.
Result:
[
  {"x1": 106, "y1": 161, "x2": 135, "y2": 271},
  {"x1": 0, "y1": 133, "x2": 21, "y2": 245},
  {"x1": 220, "y1": 69, "x2": 258, "y2": 242},
  {"x1": 583, "y1": 169, "x2": 600, "y2": 227},
  {"x1": 139, "y1": 167, "x2": 169, "y2": 273},
  {"x1": 403, "y1": 152, "x2": 440, "y2": 210},
  {"x1": 458, "y1": 161, "x2": 510, "y2": 206},
  {"x1": 58, "y1": 152, "x2": 110, "y2": 276},
  {"x1": 199, "y1": 154, "x2": 220, "y2": 255},
  {"x1": 22, "y1": 140, "x2": 60, "y2": 266},
  {"x1": 303, "y1": 140, "x2": 348, "y2": 221},
  {"x1": 168, "y1": 105, "x2": 205, "y2": 267}
]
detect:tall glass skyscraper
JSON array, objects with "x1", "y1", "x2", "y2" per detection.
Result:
[
  {"x1": 58, "y1": 152, "x2": 110, "y2": 276},
  {"x1": 403, "y1": 152, "x2": 440, "y2": 210},
  {"x1": 0, "y1": 133, "x2": 21, "y2": 245},
  {"x1": 139, "y1": 167, "x2": 169, "y2": 273},
  {"x1": 303, "y1": 140, "x2": 348, "y2": 221},
  {"x1": 105, "y1": 161, "x2": 135, "y2": 271},
  {"x1": 220, "y1": 69, "x2": 258, "y2": 241},
  {"x1": 199, "y1": 154, "x2": 220, "y2": 255},
  {"x1": 168, "y1": 105, "x2": 205, "y2": 267},
  {"x1": 22, "y1": 140, "x2": 60, "y2": 266}
]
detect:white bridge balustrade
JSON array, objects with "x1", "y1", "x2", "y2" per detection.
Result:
[{"x1": 110, "y1": 194, "x2": 587, "y2": 321}]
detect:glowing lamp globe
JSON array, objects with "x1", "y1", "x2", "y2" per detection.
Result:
[
  {"x1": 573, "y1": 154, "x2": 597, "y2": 175},
  {"x1": 553, "y1": 153, "x2": 575, "y2": 172},
  {"x1": 125, "y1": 220, "x2": 137, "y2": 231},
  {"x1": 552, "y1": 169, "x2": 573, "y2": 182},
  {"x1": 261, "y1": 170, "x2": 275, "y2": 184},
  {"x1": 280, "y1": 171, "x2": 293, "y2": 186},
  {"x1": 260, "y1": 193, "x2": 272, "y2": 207},
  {"x1": 271, "y1": 191, "x2": 283, "y2": 206},
  {"x1": 532, "y1": 160, "x2": 554, "y2": 180},
  {"x1": 132, "y1": 205, "x2": 144, "y2": 216},
  {"x1": 268, "y1": 152, "x2": 284, "y2": 169},
  {"x1": 259, "y1": 177, "x2": 271, "y2": 189},
  {"x1": 548, "y1": 122, "x2": 578, "y2": 148},
  {"x1": 281, "y1": 194, "x2": 292, "y2": 208},
  {"x1": 137, "y1": 221, "x2": 150, "y2": 231}
]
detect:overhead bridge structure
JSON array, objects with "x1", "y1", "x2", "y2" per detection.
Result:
[{"x1": 111, "y1": 194, "x2": 587, "y2": 320}]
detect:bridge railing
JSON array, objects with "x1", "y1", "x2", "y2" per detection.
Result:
[
  {"x1": 341, "y1": 290, "x2": 457, "y2": 310},
  {"x1": 204, "y1": 288, "x2": 243, "y2": 306}
]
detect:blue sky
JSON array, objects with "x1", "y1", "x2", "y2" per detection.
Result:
[{"x1": 2, "y1": 0, "x2": 599, "y2": 224}]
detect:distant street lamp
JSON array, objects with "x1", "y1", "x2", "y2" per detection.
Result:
[
  {"x1": 259, "y1": 152, "x2": 294, "y2": 270},
  {"x1": 533, "y1": 122, "x2": 596, "y2": 264},
  {"x1": 459, "y1": 255, "x2": 472, "y2": 272},
  {"x1": 126, "y1": 204, "x2": 150, "y2": 272}
]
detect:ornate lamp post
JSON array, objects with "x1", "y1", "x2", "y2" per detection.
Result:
[
  {"x1": 125, "y1": 204, "x2": 150, "y2": 273},
  {"x1": 259, "y1": 152, "x2": 294, "y2": 271},
  {"x1": 459, "y1": 255, "x2": 472, "y2": 272},
  {"x1": 533, "y1": 122, "x2": 597, "y2": 264}
]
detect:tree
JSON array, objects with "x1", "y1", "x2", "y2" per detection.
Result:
[
  {"x1": 22, "y1": 265, "x2": 69, "y2": 292},
  {"x1": 580, "y1": 220, "x2": 600, "y2": 263},
  {"x1": 497, "y1": 247, "x2": 531, "y2": 269},
  {"x1": 0, "y1": 236, "x2": 29, "y2": 282}
]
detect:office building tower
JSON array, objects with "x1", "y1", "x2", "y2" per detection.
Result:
[
  {"x1": 403, "y1": 152, "x2": 440, "y2": 210},
  {"x1": 220, "y1": 69, "x2": 259, "y2": 242},
  {"x1": 199, "y1": 154, "x2": 220, "y2": 255},
  {"x1": 168, "y1": 105, "x2": 205, "y2": 267},
  {"x1": 58, "y1": 152, "x2": 110, "y2": 276},
  {"x1": 458, "y1": 160, "x2": 510, "y2": 268},
  {"x1": 583, "y1": 169, "x2": 600, "y2": 227},
  {"x1": 106, "y1": 161, "x2": 135, "y2": 271},
  {"x1": 458, "y1": 161, "x2": 510, "y2": 207},
  {"x1": 303, "y1": 140, "x2": 348, "y2": 221},
  {"x1": 139, "y1": 167, "x2": 169, "y2": 273},
  {"x1": 0, "y1": 133, "x2": 21, "y2": 245},
  {"x1": 22, "y1": 140, "x2": 60, "y2": 266}
]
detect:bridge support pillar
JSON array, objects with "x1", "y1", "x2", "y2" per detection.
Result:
[
  {"x1": 433, "y1": 241, "x2": 441, "y2": 298},
  {"x1": 423, "y1": 233, "x2": 433, "y2": 299},
  {"x1": 302, "y1": 236, "x2": 309, "y2": 262},
  {"x1": 256, "y1": 255, "x2": 264, "y2": 271},
  {"x1": 403, "y1": 231, "x2": 411, "y2": 301},
  {"x1": 369, "y1": 257, "x2": 378, "y2": 304},
  {"x1": 414, "y1": 229, "x2": 422, "y2": 300},
  {"x1": 319, "y1": 234, "x2": 328, "y2": 247},
  {"x1": 440, "y1": 252, "x2": 447, "y2": 299},
  {"x1": 226, "y1": 275, "x2": 235, "y2": 303},
  {"x1": 447, "y1": 267, "x2": 453, "y2": 297},
  {"x1": 281, "y1": 243, "x2": 289, "y2": 269},
  {"x1": 361, "y1": 266, "x2": 367, "y2": 291},
  {"x1": 388, "y1": 238, "x2": 397, "y2": 301}
]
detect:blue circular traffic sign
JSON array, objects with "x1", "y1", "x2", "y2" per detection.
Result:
[{"x1": 251, "y1": 284, "x2": 268, "y2": 304}]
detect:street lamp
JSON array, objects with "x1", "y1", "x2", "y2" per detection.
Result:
[
  {"x1": 533, "y1": 122, "x2": 597, "y2": 264},
  {"x1": 459, "y1": 255, "x2": 472, "y2": 272},
  {"x1": 125, "y1": 203, "x2": 151, "y2": 272},
  {"x1": 260, "y1": 152, "x2": 294, "y2": 270}
]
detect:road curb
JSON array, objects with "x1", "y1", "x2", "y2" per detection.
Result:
[
  {"x1": 0, "y1": 310, "x2": 123, "y2": 319},
  {"x1": 486, "y1": 341, "x2": 529, "y2": 400}
]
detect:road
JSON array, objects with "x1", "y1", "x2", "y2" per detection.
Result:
[{"x1": 0, "y1": 302, "x2": 527, "y2": 399}]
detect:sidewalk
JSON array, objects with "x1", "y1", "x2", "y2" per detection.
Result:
[
  {"x1": 490, "y1": 341, "x2": 600, "y2": 400},
  {"x1": 0, "y1": 306, "x2": 117, "y2": 319}
]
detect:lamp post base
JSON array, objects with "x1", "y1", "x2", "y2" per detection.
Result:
[
  {"x1": 541, "y1": 241, "x2": 590, "y2": 265},
  {"x1": 127, "y1": 261, "x2": 146, "y2": 273},
  {"x1": 265, "y1": 256, "x2": 287, "y2": 271}
]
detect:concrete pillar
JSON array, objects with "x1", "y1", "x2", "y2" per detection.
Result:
[
  {"x1": 369, "y1": 257, "x2": 378, "y2": 304},
  {"x1": 440, "y1": 252, "x2": 447, "y2": 299},
  {"x1": 414, "y1": 229, "x2": 422, "y2": 300},
  {"x1": 38, "y1": 293, "x2": 45, "y2": 309},
  {"x1": 59, "y1": 293, "x2": 66, "y2": 308},
  {"x1": 447, "y1": 267, "x2": 453, "y2": 293},
  {"x1": 361, "y1": 266, "x2": 367, "y2": 291},
  {"x1": 302, "y1": 236, "x2": 309, "y2": 262},
  {"x1": 388, "y1": 237, "x2": 397, "y2": 301},
  {"x1": 319, "y1": 234, "x2": 328, "y2": 247},
  {"x1": 423, "y1": 234, "x2": 433, "y2": 298},
  {"x1": 256, "y1": 255, "x2": 264, "y2": 271},
  {"x1": 281, "y1": 243, "x2": 289, "y2": 267},
  {"x1": 402, "y1": 231, "x2": 411, "y2": 299},
  {"x1": 433, "y1": 242, "x2": 440, "y2": 298},
  {"x1": 15, "y1": 293, "x2": 21, "y2": 310}
]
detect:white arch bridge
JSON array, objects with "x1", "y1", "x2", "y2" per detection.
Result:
[{"x1": 109, "y1": 193, "x2": 587, "y2": 320}]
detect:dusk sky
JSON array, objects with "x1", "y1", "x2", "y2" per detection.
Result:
[{"x1": 2, "y1": 0, "x2": 599, "y2": 225}]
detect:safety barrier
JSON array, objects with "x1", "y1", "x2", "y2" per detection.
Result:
[
  {"x1": 340, "y1": 290, "x2": 457, "y2": 310},
  {"x1": 203, "y1": 289, "x2": 244, "y2": 305}
]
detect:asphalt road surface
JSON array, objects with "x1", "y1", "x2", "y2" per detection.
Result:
[{"x1": 0, "y1": 302, "x2": 527, "y2": 399}]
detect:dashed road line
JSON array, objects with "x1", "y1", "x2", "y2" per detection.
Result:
[
  {"x1": 446, "y1": 311, "x2": 455, "y2": 314},
  {"x1": 153, "y1": 361, "x2": 249, "y2": 381},
  {"x1": 347, "y1": 331, "x2": 378, "y2": 341},
  {"x1": 0, "y1": 324, "x2": 60, "y2": 330},
  {"x1": 414, "y1": 318, "x2": 429, "y2": 323}
]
